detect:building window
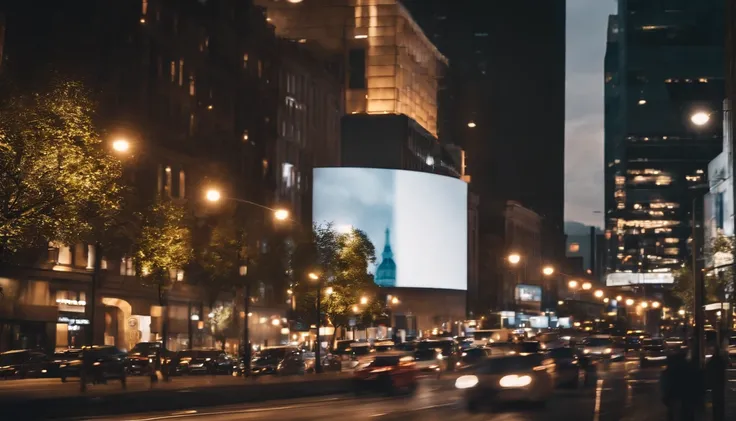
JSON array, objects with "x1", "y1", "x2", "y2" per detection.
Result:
[
  {"x1": 142, "y1": 0, "x2": 148, "y2": 15},
  {"x1": 179, "y1": 170, "x2": 186, "y2": 198},
  {"x1": 57, "y1": 245, "x2": 72, "y2": 265},
  {"x1": 170, "y1": 61, "x2": 176, "y2": 82},
  {"x1": 569, "y1": 243, "x2": 580, "y2": 253},
  {"x1": 282, "y1": 162, "x2": 294, "y2": 189},
  {"x1": 243, "y1": 53, "x2": 249, "y2": 69},
  {"x1": 120, "y1": 257, "x2": 135, "y2": 276},
  {"x1": 189, "y1": 76, "x2": 196, "y2": 96}
]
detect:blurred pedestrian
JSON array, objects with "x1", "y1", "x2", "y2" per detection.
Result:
[{"x1": 707, "y1": 348, "x2": 727, "y2": 421}]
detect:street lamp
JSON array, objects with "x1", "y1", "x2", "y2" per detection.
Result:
[
  {"x1": 391, "y1": 296, "x2": 399, "y2": 305},
  {"x1": 467, "y1": 121, "x2": 477, "y2": 128},
  {"x1": 205, "y1": 188, "x2": 222, "y2": 202},
  {"x1": 325, "y1": 286, "x2": 334, "y2": 296},
  {"x1": 640, "y1": 301, "x2": 649, "y2": 309},
  {"x1": 616, "y1": 295, "x2": 623, "y2": 302},
  {"x1": 360, "y1": 296, "x2": 369, "y2": 305},
  {"x1": 542, "y1": 266, "x2": 555, "y2": 276},
  {"x1": 690, "y1": 111, "x2": 711, "y2": 126},
  {"x1": 594, "y1": 290, "x2": 604, "y2": 298},
  {"x1": 274, "y1": 209, "x2": 290, "y2": 221},
  {"x1": 568, "y1": 280, "x2": 579, "y2": 289},
  {"x1": 352, "y1": 305, "x2": 360, "y2": 314},
  {"x1": 308, "y1": 272, "x2": 324, "y2": 373},
  {"x1": 507, "y1": 253, "x2": 521, "y2": 265},
  {"x1": 651, "y1": 301, "x2": 661, "y2": 309},
  {"x1": 626, "y1": 298, "x2": 635, "y2": 306},
  {"x1": 112, "y1": 138, "x2": 131, "y2": 153},
  {"x1": 582, "y1": 282, "x2": 592, "y2": 291}
]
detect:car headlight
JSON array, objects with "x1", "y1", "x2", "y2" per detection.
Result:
[
  {"x1": 149, "y1": 358, "x2": 153, "y2": 363},
  {"x1": 455, "y1": 375, "x2": 479, "y2": 389},
  {"x1": 93, "y1": 362, "x2": 101, "y2": 366},
  {"x1": 583, "y1": 349, "x2": 591, "y2": 354},
  {"x1": 604, "y1": 348, "x2": 612, "y2": 354},
  {"x1": 205, "y1": 358, "x2": 211, "y2": 362},
  {"x1": 499, "y1": 374, "x2": 532, "y2": 388}
]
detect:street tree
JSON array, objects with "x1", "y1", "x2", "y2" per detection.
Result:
[
  {"x1": 673, "y1": 234, "x2": 735, "y2": 310},
  {"x1": 0, "y1": 79, "x2": 123, "y2": 258},
  {"x1": 293, "y1": 224, "x2": 382, "y2": 338},
  {"x1": 133, "y1": 200, "x2": 193, "y2": 350}
]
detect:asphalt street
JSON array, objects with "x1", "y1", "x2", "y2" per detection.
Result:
[{"x1": 83, "y1": 361, "x2": 680, "y2": 421}]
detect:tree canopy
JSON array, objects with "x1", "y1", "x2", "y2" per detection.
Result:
[
  {"x1": 673, "y1": 234, "x2": 735, "y2": 310},
  {"x1": 0, "y1": 80, "x2": 123, "y2": 258},
  {"x1": 133, "y1": 201, "x2": 193, "y2": 294},
  {"x1": 293, "y1": 224, "x2": 383, "y2": 332}
]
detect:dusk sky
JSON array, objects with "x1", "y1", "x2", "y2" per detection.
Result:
[{"x1": 565, "y1": 0, "x2": 617, "y2": 229}]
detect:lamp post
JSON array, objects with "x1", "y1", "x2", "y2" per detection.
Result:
[
  {"x1": 203, "y1": 187, "x2": 292, "y2": 375},
  {"x1": 308, "y1": 272, "x2": 323, "y2": 373}
]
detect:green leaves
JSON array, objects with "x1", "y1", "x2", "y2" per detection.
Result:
[
  {"x1": 293, "y1": 224, "x2": 382, "y2": 330},
  {"x1": 0, "y1": 80, "x2": 123, "y2": 257},
  {"x1": 133, "y1": 201, "x2": 193, "y2": 289}
]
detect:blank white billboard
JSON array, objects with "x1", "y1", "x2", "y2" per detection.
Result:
[{"x1": 313, "y1": 168, "x2": 468, "y2": 291}]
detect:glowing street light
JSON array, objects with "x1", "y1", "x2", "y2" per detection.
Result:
[
  {"x1": 467, "y1": 121, "x2": 477, "y2": 128},
  {"x1": 360, "y1": 296, "x2": 369, "y2": 305},
  {"x1": 582, "y1": 282, "x2": 592, "y2": 290},
  {"x1": 352, "y1": 305, "x2": 360, "y2": 313},
  {"x1": 594, "y1": 290, "x2": 604, "y2": 298},
  {"x1": 308, "y1": 272, "x2": 319, "y2": 281},
  {"x1": 625, "y1": 298, "x2": 635, "y2": 306},
  {"x1": 651, "y1": 301, "x2": 661, "y2": 309},
  {"x1": 678, "y1": 309, "x2": 686, "y2": 316},
  {"x1": 616, "y1": 295, "x2": 623, "y2": 302},
  {"x1": 568, "y1": 280, "x2": 579, "y2": 289},
  {"x1": 542, "y1": 266, "x2": 555, "y2": 276},
  {"x1": 112, "y1": 138, "x2": 131, "y2": 153},
  {"x1": 391, "y1": 296, "x2": 399, "y2": 305},
  {"x1": 287, "y1": 0, "x2": 303, "y2": 3},
  {"x1": 325, "y1": 287, "x2": 334, "y2": 296},
  {"x1": 507, "y1": 254, "x2": 521, "y2": 265},
  {"x1": 274, "y1": 209, "x2": 290, "y2": 221},
  {"x1": 557, "y1": 300, "x2": 564, "y2": 305},
  {"x1": 690, "y1": 111, "x2": 711, "y2": 126},
  {"x1": 640, "y1": 301, "x2": 649, "y2": 308},
  {"x1": 205, "y1": 189, "x2": 222, "y2": 202},
  {"x1": 603, "y1": 298, "x2": 610, "y2": 303}
]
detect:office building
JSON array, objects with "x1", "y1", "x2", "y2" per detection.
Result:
[
  {"x1": 402, "y1": 0, "x2": 567, "y2": 316},
  {"x1": 604, "y1": 0, "x2": 725, "y2": 287}
]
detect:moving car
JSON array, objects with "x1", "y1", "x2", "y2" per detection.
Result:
[
  {"x1": 639, "y1": 338, "x2": 667, "y2": 367},
  {"x1": 413, "y1": 347, "x2": 446, "y2": 374},
  {"x1": 353, "y1": 352, "x2": 418, "y2": 396},
  {"x1": 0, "y1": 349, "x2": 50, "y2": 379},
  {"x1": 455, "y1": 354, "x2": 555, "y2": 411},
  {"x1": 547, "y1": 347, "x2": 582, "y2": 388},
  {"x1": 373, "y1": 341, "x2": 395, "y2": 353},
  {"x1": 536, "y1": 332, "x2": 565, "y2": 351},
  {"x1": 60, "y1": 346, "x2": 127, "y2": 385},
  {"x1": 456, "y1": 347, "x2": 491, "y2": 370},
  {"x1": 415, "y1": 339, "x2": 460, "y2": 371},
  {"x1": 581, "y1": 335, "x2": 623, "y2": 361},
  {"x1": 485, "y1": 342, "x2": 517, "y2": 357}
]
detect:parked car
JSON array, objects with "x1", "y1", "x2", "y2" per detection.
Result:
[
  {"x1": 536, "y1": 332, "x2": 566, "y2": 351},
  {"x1": 415, "y1": 339, "x2": 460, "y2": 371},
  {"x1": 126, "y1": 342, "x2": 171, "y2": 375},
  {"x1": 455, "y1": 354, "x2": 555, "y2": 412},
  {"x1": 47, "y1": 349, "x2": 83, "y2": 377},
  {"x1": 728, "y1": 335, "x2": 736, "y2": 367},
  {"x1": 353, "y1": 352, "x2": 418, "y2": 396},
  {"x1": 0, "y1": 350, "x2": 50, "y2": 379},
  {"x1": 169, "y1": 350, "x2": 236, "y2": 375},
  {"x1": 250, "y1": 346, "x2": 299, "y2": 376},
  {"x1": 60, "y1": 346, "x2": 127, "y2": 386},
  {"x1": 413, "y1": 347, "x2": 446, "y2": 374}
]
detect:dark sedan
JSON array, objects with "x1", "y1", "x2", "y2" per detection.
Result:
[
  {"x1": 547, "y1": 347, "x2": 582, "y2": 388},
  {"x1": 250, "y1": 346, "x2": 299, "y2": 376},
  {"x1": 639, "y1": 338, "x2": 667, "y2": 367},
  {"x1": 126, "y1": 342, "x2": 171, "y2": 375},
  {"x1": 60, "y1": 346, "x2": 127, "y2": 386},
  {"x1": 0, "y1": 350, "x2": 50, "y2": 379},
  {"x1": 169, "y1": 350, "x2": 236, "y2": 375}
]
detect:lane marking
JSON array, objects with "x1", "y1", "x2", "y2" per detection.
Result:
[
  {"x1": 126, "y1": 397, "x2": 343, "y2": 421},
  {"x1": 593, "y1": 379, "x2": 604, "y2": 421}
]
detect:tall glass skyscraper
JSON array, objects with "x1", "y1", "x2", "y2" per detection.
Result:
[{"x1": 604, "y1": 0, "x2": 724, "y2": 285}]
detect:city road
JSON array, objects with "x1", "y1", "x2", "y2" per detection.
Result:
[{"x1": 86, "y1": 362, "x2": 692, "y2": 421}]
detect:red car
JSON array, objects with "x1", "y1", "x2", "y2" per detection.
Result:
[{"x1": 353, "y1": 352, "x2": 418, "y2": 396}]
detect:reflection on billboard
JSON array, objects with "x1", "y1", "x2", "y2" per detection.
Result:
[{"x1": 313, "y1": 168, "x2": 468, "y2": 291}]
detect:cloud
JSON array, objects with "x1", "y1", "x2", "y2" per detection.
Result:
[{"x1": 565, "y1": 0, "x2": 617, "y2": 228}]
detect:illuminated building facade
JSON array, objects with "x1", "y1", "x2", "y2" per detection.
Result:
[
  {"x1": 254, "y1": 0, "x2": 447, "y2": 138},
  {"x1": 604, "y1": 1, "x2": 724, "y2": 284}
]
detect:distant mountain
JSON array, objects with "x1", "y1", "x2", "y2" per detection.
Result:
[{"x1": 565, "y1": 221, "x2": 604, "y2": 236}]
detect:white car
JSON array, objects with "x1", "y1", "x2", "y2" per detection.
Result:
[
  {"x1": 581, "y1": 335, "x2": 623, "y2": 361},
  {"x1": 413, "y1": 348, "x2": 446, "y2": 374}
]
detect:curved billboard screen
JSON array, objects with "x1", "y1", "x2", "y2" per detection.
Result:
[{"x1": 313, "y1": 168, "x2": 467, "y2": 291}]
